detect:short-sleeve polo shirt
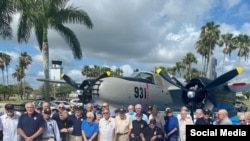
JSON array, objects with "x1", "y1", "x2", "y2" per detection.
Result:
[
  {"x1": 81, "y1": 120, "x2": 99, "y2": 138},
  {"x1": 17, "y1": 112, "x2": 45, "y2": 140}
]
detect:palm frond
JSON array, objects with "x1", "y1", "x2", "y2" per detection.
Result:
[{"x1": 53, "y1": 24, "x2": 82, "y2": 59}]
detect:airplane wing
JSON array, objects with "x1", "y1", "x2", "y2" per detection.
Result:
[
  {"x1": 227, "y1": 82, "x2": 250, "y2": 92},
  {"x1": 36, "y1": 78, "x2": 81, "y2": 85}
]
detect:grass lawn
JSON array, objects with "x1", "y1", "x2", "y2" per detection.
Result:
[{"x1": 0, "y1": 99, "x2": 26, "y2": 104}]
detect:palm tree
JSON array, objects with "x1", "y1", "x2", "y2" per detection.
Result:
[
  {"x1": 12, "y1": 65, "x2": 24, "y2": 98},
  {"x1": 0, "y1": 55, "x2": 5, "y2": 84},
  {"x1": 182, "y1": 52, "x2": 198, "y2": 81},
  {"x1": 113, "y1": 68, "x2": 122, "y2": 77},
  {"x1": 234, "y1": 34, "x2": 250, "y2": 66},
  {"x1": 184, "y1": 68, "x2": 200, "y2": 82},
  {"x1": 165, "y1": 67, "x2": 176, "y2": 75},
  {"x1": 0, "y1": 0, "x2": 15, "y2": 39},
  {"x1": 82, "y1": 65, "x2": 90, "y2": 78},
  {"x1": 19, "y1": 52, "x2": 32, "y2": 99},
  {"x1": 19, "y1": 52, "x2": 32, "y2": 71},
  {"x1": 15, "y1": 0, "x2": 93, "y2": 100},
  {"x1": 4, "y1": 54, "x2": 11, "y2": 84},
  {"x1": 175, "y1": 61, "x2": 185, "y2": 77},
  {"x1": 0, "y1": 53, "x2": 11, "y2": 84},
  {"x1": 218, "y1": 33, "x2": 236, "y2": 73},
  {"x1": 196, "y1": 21, "x2": 220, "y2": 77}
]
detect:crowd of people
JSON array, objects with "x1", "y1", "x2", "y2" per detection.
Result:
[{"x1": 0, "y1": 101, "x2": 249, "y2": 141}]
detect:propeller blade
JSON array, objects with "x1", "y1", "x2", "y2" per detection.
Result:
[
  {"x1": 202, "y1": 67, "x2": 243, "y2": 91},
  {"x1": 61, "y1": 73, "x2": 79, "y2": 89},
  {"x1": 83, "y1": 71, "x2": 111, "y2": 93},
  {"x1": 157, "y1": 68, "x2": 186, "y2": 90}
]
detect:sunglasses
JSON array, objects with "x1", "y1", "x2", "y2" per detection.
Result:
[{"x1": 58, "y1": 107, "x2": 64, "y2": 109}]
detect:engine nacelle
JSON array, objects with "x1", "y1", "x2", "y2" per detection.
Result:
[{"x1": 182, "y1": 77, "x2": 211, "y2": 109}]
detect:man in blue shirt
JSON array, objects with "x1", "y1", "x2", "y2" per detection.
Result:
[
  {"x1": 17, "y1": 102, "x2": 45, "y2": 141},
  {"x1": 81, "y1": 112, "x2": 99, "y2": 141},
  {"x1": 68, "y1": 106, "x2": 85, "y2": 141},
  {"x1": 164, "y1": 108, "x2": 179, "y2": 141}
]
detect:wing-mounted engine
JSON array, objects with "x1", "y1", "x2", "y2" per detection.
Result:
[
  {"x1": 78, "y1": 79, "x2": 93, "y2": 104},
  {"x1": 61, "y1": 71, "x2": 111, "y2": 105},
  {"x1": 157, "y1": 67, "x2": 243, "y2": 119},
  {"x1": 182, "y1": 77, "x2": 211, "y2": 110}
]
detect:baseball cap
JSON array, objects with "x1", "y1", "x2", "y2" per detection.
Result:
[
  {"x1": 75, "y1": 106, "x2": 83, "y2": 110},
  {"x1": 203, "y1": 109, "x2": 211, "y2": 115},
  {"x1": 118, "y1": 106, "x2": 126, "y2": 113},
  {"x1": 43, "y1": 108, "x2": 51, "y2": 114},
  {"x1": 165, "y1": 107, "x2": 173, "y2": 113},
  {"x1": 5, "y1": 104, "x2": 14, "y2": 110}
]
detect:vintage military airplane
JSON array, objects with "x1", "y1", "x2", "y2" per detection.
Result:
[{"x1": 37, "y1": 65, "x2": 250, "y2": 117}]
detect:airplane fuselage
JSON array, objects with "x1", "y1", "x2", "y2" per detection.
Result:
[{"x1": 91, "y1": 76, "x2": 173, "y2": 110}]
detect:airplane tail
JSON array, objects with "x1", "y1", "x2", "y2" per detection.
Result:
[{"x1": 206, "y1": 55, "x2": 217, "y2": 80}]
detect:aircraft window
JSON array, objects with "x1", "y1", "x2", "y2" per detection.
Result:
[
  {"x1": 136, "y1": 73, "x2": 154, "y2": 83},
  {"x1": 154, "y1": 75, "x2": 163, "y2": 86}
]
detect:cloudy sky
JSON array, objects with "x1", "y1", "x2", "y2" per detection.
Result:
[{"x1": 1, "y1": 0, "x2": 250, "y2": 89}]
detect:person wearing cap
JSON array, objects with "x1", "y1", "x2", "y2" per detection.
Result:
[
  {"x1": 164, "y1": 108, "x2": 178, "y2": 141},
  {"x1": 140, "y1": 119, "x2": 163, "y2": 141},
  {"x1": 17, "y1": 102, "x2": 45, "y2": 141},
  {"x1": 98, "y1": 109, "x2": 116, "y2": 141},
  {"x1": 68, "y1": 105, "x2": 85, "y2": 141},
  {"x1": 146, "y1": 106, "x2": 152, "y2": 118},
  {"x1": 81, "y1": 112, "x2": 99, "y2": 141},
  {"x1": 115, "y1": 106, "x2": 133, "y2": 141},
  {"x1": 130, "y1": 113, "x2": 148, "y2": 141},
  {"x1": 0, "y1": 103, "x2": 21, "y2": 141},
  {"x1": 195, "y1": 109, "x2": 213, "y2": 125},
  {"x1": 42, "y1": 108, "x2": 61, "y2": 141}
]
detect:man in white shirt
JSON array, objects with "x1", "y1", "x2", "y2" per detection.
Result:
[
  {"x1": 0, "y1": 104, "x2": 21, "y2": 141},
  {"x1": 98, "y1": 109, "x2": 116, "y2": 141}
]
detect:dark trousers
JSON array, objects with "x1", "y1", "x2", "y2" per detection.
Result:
[
  {"x1": 130, "y1": 136, "x2": 141, "y2": 141},
  {"x1": 165, "y1": 137, "x2": 178, "y2": 141}
]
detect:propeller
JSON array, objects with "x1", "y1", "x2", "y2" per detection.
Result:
[
  {"x1": 157, "y1": 67, "x2": 243, "y2": 120},
  {"x1": 61, "y1": 73, "x2": 80, "y2": 89},
  {"x1": 61, "y1": 71, "x2": 111, "y2": 104},
  {"x1": 156, "y1": 68, "x2": 186, "y2": 90}
]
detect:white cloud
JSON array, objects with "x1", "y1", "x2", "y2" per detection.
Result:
[
  {"x1": 2, "y1": 0, "x2": 250, "y2": 89},
  {"x1": 221, "y1": 0, "x2": 241, "y2": 9}
]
